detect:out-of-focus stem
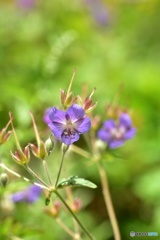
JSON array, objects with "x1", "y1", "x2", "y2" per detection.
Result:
[
  {"x1": 55, "y1": 190, "x2": 95, "y2": 240},
  {"x1": 56, "y1": 217, "x2": 77, "y2": 239},
  {"x1": 71, "y1": 145, "x2": 91, "y2": 159},
  {"x1": 97, "y1": 160, "x2": 121, "y2": 240}
]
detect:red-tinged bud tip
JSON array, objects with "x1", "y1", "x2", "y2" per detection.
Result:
[
  {"x1": 72, "y1": 198, "x2": 82, "y2": 213},
  {"x1": 11, "y1": 148, "x2": 30, "y2": 165}
]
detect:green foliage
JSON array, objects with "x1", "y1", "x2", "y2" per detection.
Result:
[
  {"x1": 57, "y1": 176, "x2": 97, "y2": 189},
  {"x1": 0, "y1": 0, "x2": 160, "y2": 239}
]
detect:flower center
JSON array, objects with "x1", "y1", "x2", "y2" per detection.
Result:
[
  {"x1": 63, "y1": 114, "x2": 76, "y2": 138},
  {"x1": 110, "y1": 126, "x2": 126, "y2": 140}
]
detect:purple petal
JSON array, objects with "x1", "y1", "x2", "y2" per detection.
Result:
[
  {"x1": 103, "y1": 120, "x2": 116, "y2": 130},
  {"x1": 124, "y1": 128, "x2": 136, "y2": 140},
  {"x1": 27, "y1": 185, "x2": 42, "y2": 203},
  {"x1": 97, "y1": 129, "x2": 112, "y2": 142},
  {"x1": 48, "y1": 122, "x2": 65, "y2": 140},
  {"x1": 11, "y1": 185, "x2": 42, "y2": 203},
  {"x1": 108, "y1": 139, "x2": 125, "y2": 149},
  {"x1": 43, "y1": 107, "x2": 52, "y2": 124},
  {"x1": 61, "y1": 131, "x2": 80, "y2": 145},
  {"x1": 66, "y1": 104, "x2": 85, "y2": 122},
  {"x1": 12, "y1": 192, "x2": 26, "y2": 202},
  {"x1": 76, "y1": 117, "x2": 91, "y2": 134},
  {"x1": 49, "y1": 108, "x2": 66, "y2": 124},
  {"x1": 119, "y1": 114, "x2": 132, "y2": 128}
]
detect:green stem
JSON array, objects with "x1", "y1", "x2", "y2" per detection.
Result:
[
  {"x1": 0, "y1": 163, "x2": 49, "y2": 190},
  {"x1": 42, "y1": 160, "x2": 53, "y2": 186},
  {"x1": 25, "y1": 165, "x2": 50, "y2": 189},
  {"x1": 71, "y1": 145, "x2": 91, "y2": 159},
  {"x1": 54, "y1": 146, "x2": 68, "y2": 187},
  {"x1": 55, "y1": 190, "x2": 95, "y2": 240},
  {"x1": 56, "y1": 217, "x2": 78, "y2": 239},
  {"x1": 97, "y1": 160, "x2": 121, "y2": 240}
]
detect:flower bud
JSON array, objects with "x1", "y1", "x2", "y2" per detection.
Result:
[
  {"x1": 44, "y1": 200, "x2": 61, "y2": 218},
  {"x1": 30, "y1": 112, "x2": 48, "y2": 159},
  {"x1": 62, "y1": 143, "x2": 69, "y2": 154},
  {"x1": 72, "y1": 198, "x2": 82, "y2": 213},
  {"x1": 30, "y1": 141, "x2": 48, "y2": 160},
  {"x1": 9, "y1": 112, "x2": 30, "y2": 165},
  {"x1": 60, "y1": 68, "x2": 77, "y2": 109},
  {"x1": 0, "y1": 173, "x2": 9, "y2": 188},
  {"x1": 82, "y1": 88, "x2": 97, "y2": 113},
  {"x1": 11, "y1": 145, "x2": 30, "y2": 165},
  {"x1": 45, "y1": 136, "x2": 54, "y2": 155},
  {"x1": 0, "y1": 118, "x2": 13, "y2": 145},
  {"x1": 61, "y1": 89, "x2": 77, "y2": 109}
]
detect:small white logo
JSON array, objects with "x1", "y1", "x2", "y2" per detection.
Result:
[{"x1": 130, "y1": 231, "x2": 135, "y2": 237}]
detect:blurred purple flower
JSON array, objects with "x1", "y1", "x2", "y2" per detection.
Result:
[
  {"x1": 84, "y1": 0, "x2": 109, "y2": 26},
  {"x1": 43, "y1": 107, "x2": 52, "y2": 125},
  {"x1": 11, "y1": 185, "x2": 42, "y2": 203},
  {"x1": 48, "y1": 104, "x2": 91, "y2": 145},
  {"x1": 16, "y1": 0, "x2": 36, "y2": 9},
  {"x1": 97, "y1": 113, "x2": 136, "y2": 148}
]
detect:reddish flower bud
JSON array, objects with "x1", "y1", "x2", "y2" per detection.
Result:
[
  {"x1": 11, "y1": 145, "x2": 30, "y2": 165},
  {"x1": 60, "y1": 89, "x2": 78, "y2": 109},
  {"x1": 60, "y1": 68, "x2": 77, "y2": 109},
  {"x1": 44, "y1": 200, "x2": 62, "y2": 218},
  {"x1": 30, "y1": 141, "x2": 47, "y2": 159},
  {"x1": 30, "y1": 112, "x2": 48, "y2": 159},
  {"x1": 9, "y1": 112, "x2": 30, "y2": 165},
  {"x1": 72, "y1": 198, "x2": 82, "y2": 213},
  {"x1": 0, "y1": 118, "x2": 13, "y2": 145}
]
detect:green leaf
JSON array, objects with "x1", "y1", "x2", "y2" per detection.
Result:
[{"x1": 57, "y1": 176, "x2": 97, "y2": 189}]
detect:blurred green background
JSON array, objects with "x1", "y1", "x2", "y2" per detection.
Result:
[{"x1": 0, "y1": 0, "x2": 160, "y2": 239}]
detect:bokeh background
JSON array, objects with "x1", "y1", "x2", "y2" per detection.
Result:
[{"x1": 0, "y1": 0, "x2": 160, "y2": 239}]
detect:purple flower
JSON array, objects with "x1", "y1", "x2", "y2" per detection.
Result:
[
  {"x1": 11, "y1": 185, "x2": 42, "y2": 203},
  {"x1": 48, "y1": 104, "x2": 91, "y2": 145},
  {"x1": 43, "y1": 107, "x2": 52, "y2": 125},
  {"x1": 97, "y1": 113, "x2": 136, "y2": 149},
  {"x1": 84, "y1": 0, "x2": 109, "y2": 26},
  {"x1": 16, "y1": 0, "x2": 36, "y2": 9}
]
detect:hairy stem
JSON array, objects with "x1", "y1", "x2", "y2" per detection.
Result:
[
  {"x1": 42, "y1": 160, "x2": 53, "y2": 186},
  {"x1": 97, "y1": 160, "x2": 121, "y2": 240}
]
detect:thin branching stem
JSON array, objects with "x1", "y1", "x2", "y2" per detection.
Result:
[
  {"x1": 56, "y1": 217, "x2": 77, "y2": 239},
  {"x1": 54, "y1": 146, "x2": 68, "y2": 187},
  {"x1": 25, "y1": 165, "x2": 50, "y2": 189},
  {"x1": 0, "y1": 163, "x2": 49, "y2": 190},
  {"x1": 55, "y1": 190, "x2": 95, "y2": 240},
  {"x1": 97, "y1": 160, "x2": 121, "y2": 240},
  {"x1": 42, "y1": 160, "x2": 53, "y2": 186}
]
